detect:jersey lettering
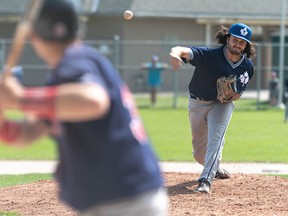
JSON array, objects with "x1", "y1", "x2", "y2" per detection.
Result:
[{"x1": 120, "y1": 84, "x2": 148, "y2": 144}]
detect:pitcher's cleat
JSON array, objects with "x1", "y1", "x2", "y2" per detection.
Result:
[
  {"x1": 215, "y1": 168, "x2": 231, "y2": 179},
  {"x1": 192, "y1": 179, "x2": 211, "y2": 193}
]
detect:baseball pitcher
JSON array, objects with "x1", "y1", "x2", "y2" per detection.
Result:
[{"x1": 170, "y1": 23, "x2": 256, "y2": 193}]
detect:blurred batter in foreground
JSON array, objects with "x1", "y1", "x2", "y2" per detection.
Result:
[{"x1": 0, "y1": 0, "x2": 168, "y2": 215}]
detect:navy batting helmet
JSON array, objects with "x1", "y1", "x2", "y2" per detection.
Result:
[{"x1": 32, "y1": 0, "x2": 79, "y2": 42}]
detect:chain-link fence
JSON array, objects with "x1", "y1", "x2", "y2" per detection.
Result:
[{"x1": 1, "y1": 38, "x2": 288, "y2": 105}]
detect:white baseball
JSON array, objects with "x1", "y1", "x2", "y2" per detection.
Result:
[{"x1": 124, "y1": 10, "x2": 133, "y2": 20}]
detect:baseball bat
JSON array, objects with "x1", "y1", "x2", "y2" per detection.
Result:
[{"x1": 3, "y1": 0, "x2": 44, "y2": 78}]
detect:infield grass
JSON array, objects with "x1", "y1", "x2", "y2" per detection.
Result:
[
  {"x1": 0, "y1": 213, "x2": 19, "y2": 216},
  {"x1": 0, "y1": 95, "x2": 288, "y2": 190},
  {"x1": 0, "y1": 174, "x2": 52, "y2": 187},
  {"x1": 136, "y1": 94, "x2": 288, "y2": 163},
  {"x1": 0, "y1": 94, "x2": 287, "y2": 163}
]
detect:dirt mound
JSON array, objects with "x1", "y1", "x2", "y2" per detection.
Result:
[
  {"x1": 166, "y1": 172, "x2": 288, "y2": 216},
  {"x1": 0, "y1": 173, "x2": 287, "y2": 216},
  {"x1": 0, "y1": 180, "x2": 76, "y2": 216}
]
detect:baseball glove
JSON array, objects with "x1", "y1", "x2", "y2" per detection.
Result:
[{"x1": 217, "y1": 75, "x2": 238, "y2": 103}]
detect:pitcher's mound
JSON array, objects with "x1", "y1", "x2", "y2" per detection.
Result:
[{"x1": 0, "y1": 173, "x2": 287, "y2": 216}]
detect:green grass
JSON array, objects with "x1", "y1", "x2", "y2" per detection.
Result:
[
  {"x1": 0, "y1": 174, "x2": 52, "y2": 187},
  {"x1": 0, "y1": 174, "x2": 52, "y2": 215},
  {"x1": 0, "y1": 138, "x2": 56, "y2": 160},
  {"x1": 141, "y1": 108, "x2": 192, "y2": 161},
  {"x1": 136, "y1": 94, "x2": 288, "y2": 163},
  {"x1": 0, "y1": 95, "x2": 288, "y2": 189},
  {"x1": 0, "y1": 213, "x2": 19, "y2": 216},
  {"x1": 0, "y1": 95, "x2": 287, "y2": 163},
  {"x1": 0, "y1": 110, "x2": 56, "y2": 160},
  {"x1": 224, "y1": 110, "x2": 288, "y2": 162}
]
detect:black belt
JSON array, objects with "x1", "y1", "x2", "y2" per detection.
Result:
[{"x1": 189, "y1": 93, "x2": 206, "y2": 101}]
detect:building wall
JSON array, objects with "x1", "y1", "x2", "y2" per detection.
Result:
[
  {"x1": 84, "y1": 17, "x2": 206, "y2": 92},
  {"x1": 0, "y1": 15, "x2": 278, "y2": 91},
  {"x1": 86, "y1": 16, "x2": 274, "y2": 92}
]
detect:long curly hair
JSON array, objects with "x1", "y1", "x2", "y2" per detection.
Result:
[{"x1": 215, "y1": 25, "x2": 256, "y2": 59}]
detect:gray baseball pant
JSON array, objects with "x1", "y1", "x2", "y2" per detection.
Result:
[
  {"x1": 78, "y1": 187, "x2": 169, "y2": 216},
  {"x1": 188, "y1": 98, "x2": 234, "y2": 183}
]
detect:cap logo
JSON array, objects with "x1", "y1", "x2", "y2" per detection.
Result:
[
  {"x1": 51, "y1": 22, "x2": 68, "y2": 39},
  {"x1": 240, "y1": 27, "x2": 248, "y2": 36}
]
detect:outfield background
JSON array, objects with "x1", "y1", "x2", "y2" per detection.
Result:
[
  {"x1": 0, "y1": 94, "x2": 287, "y2": 163},
  {"x1": 0, "y1": 94, "x2": 287, "y2": 196}
]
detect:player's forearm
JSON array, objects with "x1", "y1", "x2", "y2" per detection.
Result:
[
  {"x1": 0, "y1": 119, "x2": 50, "y2": 146},
  {"x1": 55, "y1": 84, "x2": 111, "y2": 121},
  {"x1": 170, "y1": 46, "x2": 192, "y2": 60},
  {"x1": 170, "y1": 46, "x2": 192, "y2": 70},
  {"x1": 0, "y1": 77, "x2": 111, "y2": 122},
  {"x1": 21, "y1": 83, "x2": 111, "y2": 122}
]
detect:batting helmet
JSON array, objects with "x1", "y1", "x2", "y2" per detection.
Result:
[{"x1": 32, "y1": 0, "x2": 79, "y2": 42}]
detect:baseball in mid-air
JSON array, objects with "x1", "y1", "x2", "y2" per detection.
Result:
[{"x1": 123, "y1": 10, "x2": 133, "y2": 20}]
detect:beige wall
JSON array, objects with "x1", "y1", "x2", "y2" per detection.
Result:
[
  {"x1": 86, "y1": 16, "x2": 124, "y2": 40},
  {"x1": 0, "y1": 16, "x2": 276, "y2": 91},
  {"x1": 86, "y1": 17, "x2": 205, "y2": 41}
]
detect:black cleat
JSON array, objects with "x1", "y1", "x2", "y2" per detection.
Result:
[
  {"x1": 192, "y1": 179, "x2": 211, "y2": 193},
  {"x1": 215, "y1": 168, "x2": 231, "y2": 179}
]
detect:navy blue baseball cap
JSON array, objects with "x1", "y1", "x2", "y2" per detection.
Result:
[
  {"x1": 229, "y1": 23, "x2": 252, "y2": 43},
  {"x1": 33, "y1": 0, "x2": 78, "y2": 42}
]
